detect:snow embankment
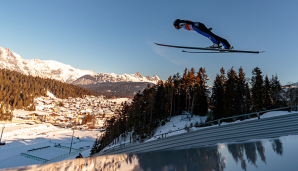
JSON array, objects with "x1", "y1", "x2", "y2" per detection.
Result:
[
  {"x1": 261, "y1": 111, "x2": 291, "y2": 118},
  {"x1": 146, "y1": 115, "x2": 207, "y2": 141}
]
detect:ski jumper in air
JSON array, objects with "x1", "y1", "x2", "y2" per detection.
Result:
[{"x1": 173, "y1": 19, "x2": 233, "y2": 50}]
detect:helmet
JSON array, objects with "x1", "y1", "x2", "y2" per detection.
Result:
[{"x1": 173, "y1": 19, "x2": 181, "y2": 27}]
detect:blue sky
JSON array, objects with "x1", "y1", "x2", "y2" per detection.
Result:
[{"x1": 1, "y1": 0, "x2": 298, "y2": 86}]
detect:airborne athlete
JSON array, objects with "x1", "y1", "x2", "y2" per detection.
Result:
[
  {"x1": 154, "y1": 19, "x2": 264, "y2": 54},
  {"x1": 173, "y1": 19, "x2": 233, "y2": 50}
]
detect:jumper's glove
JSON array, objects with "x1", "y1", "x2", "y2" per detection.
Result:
[{"x1": 209, "y1": 27, "x2": 212, "y2": 30}]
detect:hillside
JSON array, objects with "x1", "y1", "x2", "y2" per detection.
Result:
[
  {"x1": 79, "y1": 82, "x2": 155, "y2": 98},
  {"x1": 0, "y1": 68, "x2": 96, "y2": 121}
]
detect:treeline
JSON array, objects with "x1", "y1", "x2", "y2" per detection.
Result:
[
  {"x1": 0, "y1": 68, "x2": 96, "y2": 121},
  {"x1": 210, "y1": 66, "x2": 285, "y2": 121},
  {"x1": 91, "y1": 66, "x2": 287, "y2": 155}
]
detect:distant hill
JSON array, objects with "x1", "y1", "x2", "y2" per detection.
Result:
[
  {"x1": 71, "y1": 72, "x2": 160, "y2": 85},
  {"x1": 79, "y1": 82, "x2": 155, "y2": 98},
  {"x1": 72, "y1": 74, "x2": 158, "y2": 98},
  {"x1": 0, "y1": 68, "x2": 96, "y2": 121}
]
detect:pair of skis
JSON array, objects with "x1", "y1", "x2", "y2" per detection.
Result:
[{"x1": 154, "y1": 43, "x2": 264, "y2": 54}]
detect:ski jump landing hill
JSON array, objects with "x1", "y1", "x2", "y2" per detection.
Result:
[{"x1": 95, "y1": 106, "x2": 298, "y2": 156}]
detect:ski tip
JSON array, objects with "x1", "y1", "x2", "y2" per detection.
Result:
[{"x1": 254, "y1": 51, "x2": 265, "y2": 54}]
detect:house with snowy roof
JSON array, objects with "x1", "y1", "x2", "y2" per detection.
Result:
[
  {"x1": 27, "y1": 113, "x2": 39, "y2": 120},
  {"x1": 47, "y1": 113, "x2": 61, "y2": 121}
]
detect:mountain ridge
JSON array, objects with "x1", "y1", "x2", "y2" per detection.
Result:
[{"x1": 0, "y1": 47, "x2": 161, "y2": 84}]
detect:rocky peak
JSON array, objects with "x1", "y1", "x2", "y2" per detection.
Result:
[
  {"x1": 135, "y1": 72, "x2": 143, "y2": 78},
  {"x1": 5, "y1": 48, "x2": 11, "y2": 52}
]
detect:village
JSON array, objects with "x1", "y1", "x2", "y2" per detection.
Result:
[{"x1": 12, "y1": 92, "x2": 130, "y2": 130}]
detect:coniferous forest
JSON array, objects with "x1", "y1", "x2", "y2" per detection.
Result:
[
  {"x1": 0, "y1": 68, "x2": 96, "y2": 121},
  {"x1": 91, "y1": 66, "x2": 287, "y2": 155}
]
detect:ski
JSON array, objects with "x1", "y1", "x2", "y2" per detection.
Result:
[
  {"x1": 182, "y1": 50, "x2": 242, "y2": 53},
  {"x1": 154, "y1": 42, "x2": 264, "y2": 54},
  {"x1": 182, "y1": 50, "x2": 228, "y2": 53}
]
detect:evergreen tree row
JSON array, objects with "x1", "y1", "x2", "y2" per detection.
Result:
[
  {"x1": 0, "y1": 68, "x2": 97, "y2": 121},
  {"x1": 210, "y1": 66, "x2": 285, "y2": 121},
  {"x1": 91, "y1": 66, "x2": 287, "y2": 155}
]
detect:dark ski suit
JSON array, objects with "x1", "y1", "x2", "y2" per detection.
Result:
[{"x1": 176, "y1": 20, "x2": 231, "y2": 49}]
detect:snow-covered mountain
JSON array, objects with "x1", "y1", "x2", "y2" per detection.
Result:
[
  {"x1": 72, "y1": 72, "x2": 160, "y2": 85},
  {"x1": 0, "y1": 47, "x2": 161, "y2": 84},
  {"x1": 0, "y1": 47, "x2": 96, "y2": 83}
]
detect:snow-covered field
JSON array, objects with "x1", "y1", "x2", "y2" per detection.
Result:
[{"x1": 0, "y1": 123, "x2": 102, "y2": 169}]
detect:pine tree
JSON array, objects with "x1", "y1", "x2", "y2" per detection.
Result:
[
  {"x1": 187, "y1": 68, "x2": 196, "y2": 113},
  {"x1": 173, "y1": 73, "x2": 181, "y2": 115},
  {"x1": 181, "y1": 68, "x2": 189, "y2": 112},
  {"x1": 0, "y1": 102, "x2": 4, "y2": 121},
  {"x1": 263, "y1": 75, "x2": 271, "y2": 110},
  {"x1": 165, "y1": 76, "x2": 174, "y2": 119},
  {"x1": 270, "y1": 74, "x2": 283, "y2": 108},
  {"x1": 193, "y1": 67, "x2": 208, "y2": 116},
  {"x1": 224, "y1": 67, "x2": 238, "y2": 117},
  {"x1": 210, "y1": 74, "x2": 225, "y2": 120},
  {"x1": 236, "y1": 67, "x2": 247, "y2": 114},
  {"x1": 90, "y1": 138, "x2": 98, "y2": 155},
  {"x1": 17, "y1": 99, "x2": 23, "y2": 109},
  {"x1": 251, "y1": 67, "x2": 264, "y2": 111}
]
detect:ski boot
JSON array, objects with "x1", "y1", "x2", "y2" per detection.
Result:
[
  {"x1": 220, "y1": 46, "x2": 234, "y2": 53},
  {"x1": 209, "y1": 43, "x2": 222, "y2": 49}
]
